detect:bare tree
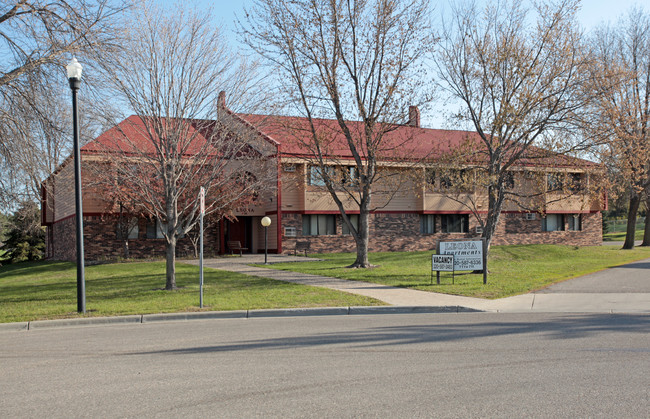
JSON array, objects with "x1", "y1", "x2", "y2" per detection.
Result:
[
  {"x1": 435, "y1": 0, "x2": 594, "y2": 253},
  {"x1": 0, "y1": 0, "x2": 126, "y2": 208},
  {"x1": 93, "y1": 4, "x2": 274, "y2": 290},
  {"x1": 240, "y1": 0, "x2": 433, "y2": 268},
  {"x1": 587, "y1": 7, "x2": 650, "y2": 249},
  {"x1": 0, "y1": 76, "x2": 70, "y2": 206}
]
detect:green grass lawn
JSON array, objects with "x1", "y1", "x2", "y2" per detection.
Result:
[
  {"x1": 603, "y1": 229, "x2": 644, "y2": 241},
  {"x1": 263, "y1": 244, "x2": 650, "y2": 299},
  {"x1": 0, "y1": 261, "x2": 383, "y2": 323}
]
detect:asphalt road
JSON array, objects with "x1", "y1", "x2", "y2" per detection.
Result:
[{"x1": 2, "y1": 313, "x2": 649, "y2": 418}]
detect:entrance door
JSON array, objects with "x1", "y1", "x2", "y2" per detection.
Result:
[{"x1": 225, "y1": 217, "x2": 252, "y2": 252}]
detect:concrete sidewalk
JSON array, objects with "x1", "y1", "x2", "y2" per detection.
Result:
[{"x1": 188, "y1": 255, "x2": 650, "y2": 314}]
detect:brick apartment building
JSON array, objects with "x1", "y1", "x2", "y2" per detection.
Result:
[{"x1": 41, "y1": 95, "x2": 605, "y2": 261}]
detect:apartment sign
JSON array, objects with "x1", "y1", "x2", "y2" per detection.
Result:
[{"x1": 438, "y1": 240, "x2": 484, "y2": 271}]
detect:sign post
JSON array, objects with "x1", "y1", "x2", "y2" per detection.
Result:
[
  {"x1": 482, "y1": 238, "x2": 488, "y2": 285},
  {"x1": 436, "y1": 239, "x2": 488, "y2": 284},
  {"x1": 199, "y1": 187, "x2": 205, "y2": 308}
]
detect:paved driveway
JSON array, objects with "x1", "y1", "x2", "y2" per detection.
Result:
[{"x1": 537, "y1": 258, "x2": 650, "y2": 294}]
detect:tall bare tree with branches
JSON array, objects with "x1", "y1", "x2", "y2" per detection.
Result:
[
  {"x1": 93, "y1": 4, "x2": 273, "y2": 290},
  {"x1": 240, "y1": 0, "x2": 433, "y2": 268},
  {"x1": 435, "y1": 0, "x2": 594, "y2": 253},
  {"x1": 0, "y1": 0, "x2": 126, "y2": 208},
  {"x1": 587, "y1": 7, "x2": 650, "y2": 249}
]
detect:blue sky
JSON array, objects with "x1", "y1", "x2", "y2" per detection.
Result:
[
  {"x1": 171, "y1": 0, "x2": 646, "y2": 37},
  {"x1": 159, "y1": 0, "x2": 646, "y2": 127}
]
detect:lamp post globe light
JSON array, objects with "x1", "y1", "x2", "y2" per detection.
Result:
[
  {"x1": 67, "y1": 57, "x2": 85, "y2": 314},
  {"x1": 261, "y1": 216, "x2": 272, "y2": 264}
]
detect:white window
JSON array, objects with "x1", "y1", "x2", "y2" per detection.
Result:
[
  {"x1": 342, "y1": 166, "x2": 358, "y2": 185},
  {"x1": 441, "y1": 214, "x2": 468, "y2": 233},
  {"x1": 547, "y1": 173, "x2": 562, "y2": 191},
  {"x1": 127, "y1": 222, "x2": 139, "y2": 239},
  {"x1": 425, "y1": 169, "x2": 436, "y2": 186},
  {"x1": 146, "y1": 219, "x2": 168, "y2": 239},
  {"x1": 156, "y1": 220, "x2": 167, "y2": 239},
  {"x1": 308, "y1": 166, "x2": 334, "y2": 186},
  {"x1": 568, "y1": 214, "x2": 582, "y2": 231},
  {"x1": 342, "y1": 214, "x2": 359, "y2": 235},
  {"x1": 420, "y1": 214, "x2": 436, "y2": 234},
  {"x1": 302, "y1": 215, "x2": 336, "y2": 235},
  {"x1": 542, "y1": 214, "x2": 564, "y2": 231},
  {"x1": 116, "y1": 218, "x2": 139, "y2": 240}
]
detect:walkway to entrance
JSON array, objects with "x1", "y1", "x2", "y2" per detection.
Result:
[{"x1": 185, "y1": 255, "x2": 650, "y2": 313}]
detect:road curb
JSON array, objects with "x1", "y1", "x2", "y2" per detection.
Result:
[
  {"x1": 0, "y1": 322, "x2": 29, "y2": 332},
  {"x1": 349, "y1": 306, "x2": 483, "y2": 314},
  {"x1": 28, "y1": 315, "x2": 142, "y2": 330},
  {"x1": 142, "y1": 311, "x2": 248, "y2": 322},
  {"x1": 247, "y1": 307, "x2": 350, "y2": 317},
  {"x1": 0, "y1": 306, "x2": 484, "y2": 332}
]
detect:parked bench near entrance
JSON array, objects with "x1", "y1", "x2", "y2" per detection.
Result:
[
  {"x1": 294, "y1": 241, "x2": 311, "y2": 257},
  {"x1": 227, "y1": 241, "x2": 248, "y2": 256}
]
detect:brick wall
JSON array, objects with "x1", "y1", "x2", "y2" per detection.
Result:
[
  {"x1": 281, "y1": 211, "x2": 602, "y2": 254},
  {"x1": 492, "y1": 212, "x2": 602, "y2": 246},
  {"x1": 48, "y1": 211, "x2": 603, "y2": 261},
  {"x1": 48, "y1": 215, "x2": 222, "y2": 262}
]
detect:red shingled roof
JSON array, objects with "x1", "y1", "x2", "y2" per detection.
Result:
[
  {"x1": 82, "y1": 115, "x2": 222, "y2": 156},
  {"x1": 81, "y1": 113, "x2": 596, "y2": 169},
  {"x1": 235, "y1": 113, "x2": 596, "y2": 168}
]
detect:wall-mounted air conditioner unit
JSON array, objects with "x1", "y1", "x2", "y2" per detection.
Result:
[
  {"x1": 525, "y1": 213, "x2": 536, "y2": 220},
  {"x1": 475, "y1": 226, "x2": 483, "y2": 234},
  {"x1": 284, "y1": 164, "x2": 296, "y2": 172},
  {"x1": 284, "y1": 227, "x2": 297, "y2": 237}
]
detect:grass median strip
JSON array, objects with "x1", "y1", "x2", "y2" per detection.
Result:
[
  {"x1": 0, "y1": 261, "x2": 384, "y2": 323},
  {"x1": 262, "y1": 244, "x2": 650, "y2": 299}
]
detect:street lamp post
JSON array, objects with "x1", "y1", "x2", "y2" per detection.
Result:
[
  {"x1": 261, "y1": 216, "x2": 272, "y2": 264},
  {"x1": 67, "y1": 58, "x2": 85, "y2": 314}
]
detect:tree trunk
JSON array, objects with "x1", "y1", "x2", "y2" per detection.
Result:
[
  {"x1": 165, "y1": 237, "x2": 177, "y2": 290},
  {"x1": 482, "y1": 183, "x2": 505, "y2": 254},
  {"x1": 349, "y1": 208, "x2": 371, "y2": 268},
  {"x1": 623, "y1": 193, "x2": 641, "y2": 249},
  {"x1": 641, "y1": 194, "x2": 650, "y2": 246}
]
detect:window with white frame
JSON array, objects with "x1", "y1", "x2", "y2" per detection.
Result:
[
  {"x1": 302, "y1": 214, "x2": 336, "y2": 235},
  {"x1": 341, "y1": 166, "x2": 358, "y2": 185},
  {"x1": 542, "y1": 214, "x2": 564, "y2": 231},
  {"x1": 146, "y1": 219, "x2": 168, "y2": 239},
  {"x1": 420, "y1": 214, "x2": 436, "y2": 234},
  {"x1": 568, "y1": 173, "x2": 583, "y2": 193},
  {"x1": 568, "y1": 214, "x2": 582, "y2": 231},
  {"x1": 424, "y1": 169, "x2": 436, "y2": 186},
  {"x1": 308, "y1": 165, "x2": 334, "y2": 186},
  {"x1": 440, "y1": 214, "x2": 468, "y2": 233},
  {"x1": 116, "y1": 218, "x2": 139, "y2": 240},
  {"x1": 341, "y1": 214, "x2": 359, "y2": 235},
  {"x1": 547, "y1": 173, "x2": 563, "y2": 192}
]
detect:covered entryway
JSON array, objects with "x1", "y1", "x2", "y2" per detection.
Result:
[{"x1": 223, "y1": 217, "x2": 253, "y2": 254}]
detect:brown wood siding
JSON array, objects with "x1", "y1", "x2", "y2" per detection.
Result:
[
  {"x1": 255, "y1": 214, "x2": 278, "y2": 251},
  {"x1": 280, "y1": 165, "x2": 305, "y2": 211}
]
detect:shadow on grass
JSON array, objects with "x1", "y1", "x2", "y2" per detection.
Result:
[
  {"x1": 126, "y1": 314, "x2": 650, "y2": 355},
  {"x1": 0, "y1": 261, "x2": 75, "y2": 278}
]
